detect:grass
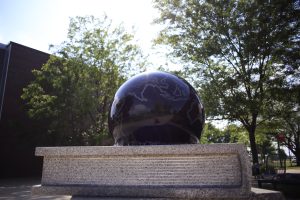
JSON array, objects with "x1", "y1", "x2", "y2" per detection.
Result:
[{"x1": 286, "y1": 165, "x2": 300, "y2": 170}]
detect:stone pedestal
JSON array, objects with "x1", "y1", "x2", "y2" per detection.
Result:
[{"x1": 32, "y1": 144, "x2": 284, "y2": 199}]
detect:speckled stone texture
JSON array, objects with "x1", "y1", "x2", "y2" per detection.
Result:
[
  {"x1": 68, "y1": 188, "x2": 284, "y2": 200},
  {"x1": 32, "y1": 144, "x2": 282, "y2": 199},
  {"x1": 69, "y1": 188, "x2": 284, "y2": 199}
]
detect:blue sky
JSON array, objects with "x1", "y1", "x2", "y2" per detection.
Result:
[{"x1": 0, "y1": 0, "x2": 169, "y2": 69}]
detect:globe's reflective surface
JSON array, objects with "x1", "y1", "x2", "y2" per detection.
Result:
[{"x1": 108, "y1": 71, "x2": 205, "y2": 145}]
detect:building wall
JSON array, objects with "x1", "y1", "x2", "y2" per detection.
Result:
[
  {"x1": 0, "y1": 43, "x2": 9, "y2": 117},
  {"x1": 0, "y1": 42, "x2": 50, "y2": 177}
]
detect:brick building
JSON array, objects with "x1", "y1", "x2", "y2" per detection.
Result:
[{"x1": 0, "y1": 42, "x2": 50, "y2": 177}]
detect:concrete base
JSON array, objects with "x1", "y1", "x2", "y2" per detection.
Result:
[
  {"x1": 250, "y1": 188, "x2": 285, "y2": 200},
  {"x1": 69, "y1": 188, "x2": 284, "y2": 200},
  {"x1": 32, "y1": 144, "x2": 285, "y2": 199},
  {"x1": 31, "y1": 186, "x2": 284, "y2": 200}
]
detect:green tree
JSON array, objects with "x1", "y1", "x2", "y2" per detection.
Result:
[
  {"x1": 201, "y1": 122, "x2": 248, "y2": 144},
  {"x1": 255, "y1": 128, "x2": 277, "y2": 164},
  {"x1": 153, "y1": 0, "x2": 299, "y2": 164},
  {"x1": 22, "y1": 16, "x2": 146, "y2": 145},
  {"x1": 267, "y1": 86, "x2": 300, "y2": 165},
  {"x1": 200, "y1": 122, "x2": 223, "y2": 144},
  {"x1": 224, "y1": 124, "x2": 249, "y2": 144}
]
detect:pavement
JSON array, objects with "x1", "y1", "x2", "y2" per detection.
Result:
[
  {"x1": 0, "y1": 168, "x2": 299, "y2": 200},
  {"x1": 286, "y1": 168, "x2": 300, "y2": 174},
  {"x1": 0, "y1": 178, "x2": 71, "y2": 200}
]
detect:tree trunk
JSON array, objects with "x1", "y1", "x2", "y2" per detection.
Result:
[
  {"x1": 242, "y1": 114, "x2": 259, "y2": 165},
  {"x1": 295, "y1": 147, "x2": 300, "y2": 166},
  {"x1": 295, "y1": 134, "x2": 300, "y2": 166},
  {"x1": 248, "y1": 128, "x2": 259, "y2": 164}
]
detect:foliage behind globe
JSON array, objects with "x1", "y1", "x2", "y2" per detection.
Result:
[{"x1": 108, "y1": 71, "x2": 205, "y2": 145}]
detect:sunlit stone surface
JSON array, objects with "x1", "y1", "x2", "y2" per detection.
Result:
[{"x1": 32, "y1": 144, "x2": 253, "y2": 199}]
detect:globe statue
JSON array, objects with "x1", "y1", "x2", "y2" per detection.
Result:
[{"x1": 108, "y1": 71, "x2": 205, "y2": 145}]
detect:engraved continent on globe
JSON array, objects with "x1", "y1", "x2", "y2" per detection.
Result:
[{"x1": 108, "y1": 71, "x2": 205, "y2": 145}]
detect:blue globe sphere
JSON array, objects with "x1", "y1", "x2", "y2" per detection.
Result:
[{"x1": 108, "y1": 71, "x2": 205, "y2": 145}]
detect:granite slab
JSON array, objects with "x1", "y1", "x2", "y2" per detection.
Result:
[{"x1": 33, "y1": 144, "x2": 252, "y2": 199}]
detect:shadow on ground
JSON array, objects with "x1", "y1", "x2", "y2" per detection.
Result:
[
  {"x1": 1, "y1": 176, "x2": 300, "y2": 200},
  {"x1": 0, "y1": 178, "x2": 70, "y2": 200},
  {"x1": 253, "y1": 168, "x2": 300, "y2": 200}
]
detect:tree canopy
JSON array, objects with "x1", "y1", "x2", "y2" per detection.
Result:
[
  {"x1": 22, "y1": 16, "x2": 146, "y2": 145},
  {"x1": 266, "y1": 85, "x2": 300, "y2": 165},
  {"x1": 154, "y1": 0, "x2": 300, "y2": 163},
  {"x1": 200, "y1": 122, "x2": 248, "y2": 145}
]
